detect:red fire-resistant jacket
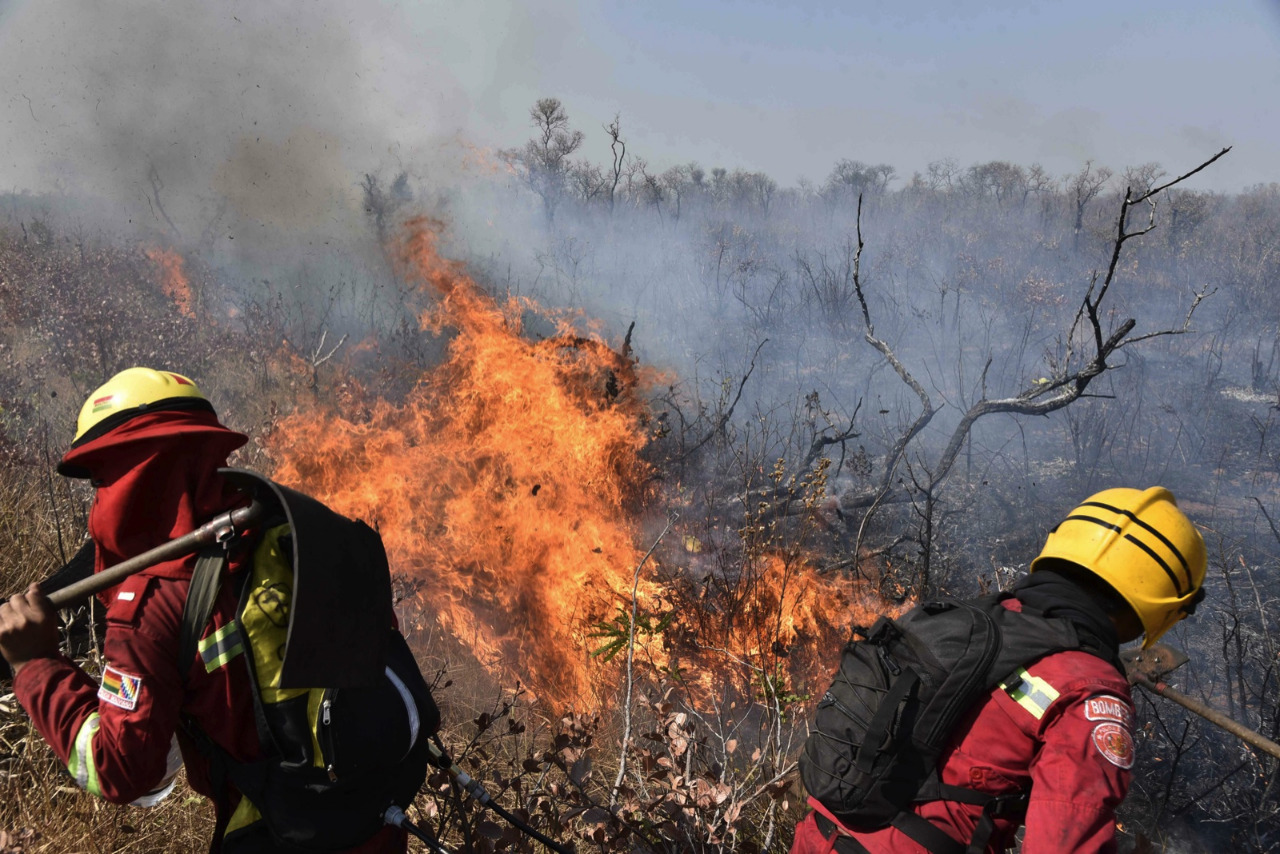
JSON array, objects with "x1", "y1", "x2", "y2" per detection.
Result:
[
  {"x1": 13, "y1": 411, "x2": 406, "y2": 852},
  {"x1": 14, "y1": 556, "x2": 258, "y2": 803},
  {"x1": 792, "y1": 602, "x2": 1136, "y2": 854},
  {"x1": 14, "y1": 552, "x2": 410, "y2": 852}
]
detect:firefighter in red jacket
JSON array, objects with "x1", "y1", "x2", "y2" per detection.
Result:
[
  {"x1": 792, "y1": 486, "x2": 1207, "y2": 854},
  {"x1": 0, "y1": 368, "x2": 407, "y2": 853}
]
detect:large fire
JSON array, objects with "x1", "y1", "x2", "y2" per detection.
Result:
[
  {"x1": 268, "y1": 219, "x2": 658, "y2": 704},
  {"x1": 242, "y1": 219, "x2": 902, "y2": 708}
]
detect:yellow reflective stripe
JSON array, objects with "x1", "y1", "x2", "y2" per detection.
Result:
[
  {"x1": 198, "y1": 620, "x2": 244, "y2": 672},
  {"x1": 1000, "y1": 667, "x2": 1060, "y2": 720},
  {"x1": 200, "y1": 620, "x2": 238, "y2": 647},
  {"x1": 67, "y1": 712, "x2": 103, "y2": 797}
]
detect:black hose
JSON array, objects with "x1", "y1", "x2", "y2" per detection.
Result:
[
  {"x1": 402, "y1": 817, "x2": 449, "y2": 853},
  {"x1": 426, "y1": 738, "x2": 573, "y2": 854},
  {"x1": 384, "y1": 804, "x2": 451, "y2": 853}
]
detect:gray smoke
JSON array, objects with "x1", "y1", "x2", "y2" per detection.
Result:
[{"x1": 0, "y1": 0, "x2": 474, "y2": 265}]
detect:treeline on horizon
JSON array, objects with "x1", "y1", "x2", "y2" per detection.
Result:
[
  {"x1": 498, "y1": 99, "x2": 1267, "y2": 227},
  {"x1": 485, "y1": 100, "x2": 1277, "y2": 397}
]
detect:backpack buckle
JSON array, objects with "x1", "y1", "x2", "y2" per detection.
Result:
[
  {"x1": 984, "y1": 792, "x2": 1029, "y2": 819},
  {"x1": 865, "y1": 616, "x2": 897, "y2": 644},
  {"x1": 1002, "y1": 672, "x2": 1026, "y2": 694}
]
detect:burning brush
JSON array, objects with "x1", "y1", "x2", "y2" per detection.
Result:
[
  {"x1": 267, "y1": 219, "x2": 662, "y2": 706},
  {"x1": 255, "y1": 219, "x2": 884, "y2": 711}
]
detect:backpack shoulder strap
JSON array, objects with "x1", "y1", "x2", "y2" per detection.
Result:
[
  {"x1": 897, "y1": 597, "x2": 1065, "y2": 853},
  {"x1": 178, "y1": 548, "x2": 228, "y2": 682},
  {"x1": 891, "y1": 811, "x2": 966, "y2": 854}
]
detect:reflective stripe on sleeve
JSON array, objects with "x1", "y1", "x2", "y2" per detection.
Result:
[
  {"x1": 1000, "y1": 667, "x2": 1061, "y2": 720},
  {"x1": 198, "y1": 620, "x2": 245, "y2": 672},
  {"x1": 67, "y1": 712, "x2": 103, "y2": 797}
]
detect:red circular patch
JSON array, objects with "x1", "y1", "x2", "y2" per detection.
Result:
[{"x1": 1091, "y1": 722, "x2": 1134, "y2": 769}]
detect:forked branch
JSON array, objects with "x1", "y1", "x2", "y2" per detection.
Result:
[{"x1": 839, "y1": 148, "x2": 1229, "y2": 513}]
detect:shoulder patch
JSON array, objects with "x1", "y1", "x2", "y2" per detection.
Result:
[
  {"x1": 98, "y1": 665, "x2": 143, "y2": 711},
  {"x1": 1091, "y1": 722, "x2": 1135, "y2": 769},
  {"x1": 1084, "y1": 694, "x2": 1133, "y2": 728}
]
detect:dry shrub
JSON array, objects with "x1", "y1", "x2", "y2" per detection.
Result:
[{"x1": 403, "y1": 679, "x2": 804, "y2": 853}]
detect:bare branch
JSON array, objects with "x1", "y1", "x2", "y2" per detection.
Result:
[
  {"x1": 681, "y1": 340, "x2": 768, "y2": 458},
  {"x1": 800, "y1": 418, "x2": 860, "y2": 473},
  {"x1": 611, "y1": 515, "x2": 676, "y2": 806},
  {"x1": 146, "y1": 163, "x2": 182, "y2": 242},
  {"x1": 849, "y1": 194, "x2": 938, "y2": 491},
  {"x1": 1132, "y1": 146, "x2": 1232, "y2": 205},
  {"x1": 1098, "y1": 148, "x2": 1230, "y2": 313},
  {"x1": 309, "y1": 329, "x2": 348, "y2": 368},
  {"x1": 837, "y1": 152, "x2": 1227, "y2": 517}
]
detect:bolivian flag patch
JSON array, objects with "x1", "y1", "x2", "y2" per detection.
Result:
[{"x1": 98, "y1": 665, "x2": 142, "y2": 711}]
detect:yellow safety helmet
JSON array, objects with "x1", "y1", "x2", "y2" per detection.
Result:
[
  {"x1": 69, "y1": 367, "x2": 214, "y2": 449},
  {"x1": 1031, "y1": 487, "x2": 1206, "y2": 648}
]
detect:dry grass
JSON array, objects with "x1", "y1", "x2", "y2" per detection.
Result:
[{"x1": 0, "y1": 727, "x2": 214, "y2": 853}]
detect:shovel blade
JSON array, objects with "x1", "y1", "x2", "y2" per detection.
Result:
[{"x1": 1121, "y1": 643, "x2": 1190, "y2": 683}]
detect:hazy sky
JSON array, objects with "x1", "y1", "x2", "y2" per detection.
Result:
[{"x1": 0, "y1": 0, "x2": 1275, "y2": 221}]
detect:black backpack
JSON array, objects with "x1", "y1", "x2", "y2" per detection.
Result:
[
  {"x1": 799, "y1": 593, "x2": 1110, "y2": 853},
  {"x1": 179, "y1": 469, "x2": 440, "y2": 852}
]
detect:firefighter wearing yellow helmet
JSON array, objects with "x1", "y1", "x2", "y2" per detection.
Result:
[
  {"x1": 1032, "y1": 486, "x2": 1207, "y2": 649},
  {"x1": 2, "y1": 367, "x2": 422, "y2": 853},
  {"x1": 793, "y1": 485, "x2": 1206, "y2": 853},
  {"x1": 67, "y1": 366, "x2": 212, "y2": 446}
]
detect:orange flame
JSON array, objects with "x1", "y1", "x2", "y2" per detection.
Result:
[
  {"x1": 268, "y1": 219, "x2": 657, "y2": 705},
  {"x1": 675, "y1": 552, "x2": 910, "y2": 705},
  {"x1": 265, "y1": 218, "x2": 905, "y2": 708},
  {"x1": 145, "y1": 247, "x2": 194, "y2": 318}
]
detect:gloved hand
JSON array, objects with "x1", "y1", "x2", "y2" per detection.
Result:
[{"x1": 0, "y1": 583, "x2": 60, "y2": 678}]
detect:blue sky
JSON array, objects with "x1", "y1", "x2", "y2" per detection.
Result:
[
  {"x1": 0, "y1": 0, "x2": 1275, "y2": 208},
  {"x1": 460, "y1": 0, "x2": 1280, "y2": 189}
]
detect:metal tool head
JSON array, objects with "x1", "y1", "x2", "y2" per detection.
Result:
[{"x1": 1121, "y1": 643, "x2": 1190, "y2": 683}]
